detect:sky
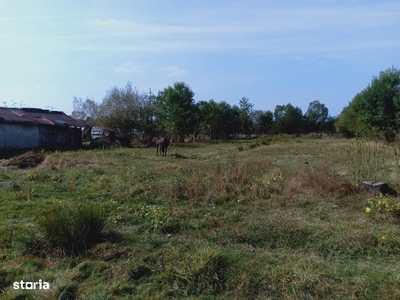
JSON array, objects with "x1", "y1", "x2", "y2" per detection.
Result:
[{"x1": 1, "y1": 0, "x2": 399, "y2": 117}]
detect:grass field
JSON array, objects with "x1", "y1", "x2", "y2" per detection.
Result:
[{"x1": 1, "y1": 136, "x2": 400, "y2": 299}]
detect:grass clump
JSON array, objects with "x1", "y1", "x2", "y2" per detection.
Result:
[
  {"x1": 34, "y1": 202, "x2": 109, "y2": 256},
  {"x1": 347, "y1": 138, "x2": 388, "y2": 182},
  {"x1": 160, "y1": 244, "x2": 229, "y2": 297}
]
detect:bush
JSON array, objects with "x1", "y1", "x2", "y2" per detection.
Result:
[{"x1": 37, "y1": 202, "x2": 108, "y2": 255}]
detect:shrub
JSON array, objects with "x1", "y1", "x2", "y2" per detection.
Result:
[{"x1": 36, "y1": 202, "x2": 108, "y2": 255}]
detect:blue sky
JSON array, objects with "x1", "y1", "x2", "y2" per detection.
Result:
[{"x1": 1, "y1": 0, "x2": 399, "y2": 117}]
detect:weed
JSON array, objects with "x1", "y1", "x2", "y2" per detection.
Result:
[
  {"x1": 366, "y1": 193, "x2": 400, "y2": 219},
  {"x1": 134, "y1": 204, "x2": 186, "y2": 233}
]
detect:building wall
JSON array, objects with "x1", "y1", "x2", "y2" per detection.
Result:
[{"x1": 0, "y1": 124, "x2": 39, "y2": 149}]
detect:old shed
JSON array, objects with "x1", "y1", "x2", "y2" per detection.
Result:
[{"x1": 0, "y1": 107, "x2": 83, "y2": 150}]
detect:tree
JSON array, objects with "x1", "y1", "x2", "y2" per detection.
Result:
[
  {"x1": 305, "y1": 100, "x2": 328, "y2": 132},
  {"x1": 255, "y1": 110, "x2": 274, "y2": 134},
  {"x1": 71, "y1": 97, "x2": 100, "y2": 125},
  {"x1": 97, "y1": 82, "x2": 156, "y2": 146},
  {"x1": 239, "y1": 97, "x2": 254, "y2": 136},
  {"x1": 274, "y1": 104, "x2": 304, "y2": 134},
  {"x1": 156, "y1": 82, "x2": 196, "y2": 142},
  {"x1": 335, "y1": 66, "x2": 400, "y2": 140}
]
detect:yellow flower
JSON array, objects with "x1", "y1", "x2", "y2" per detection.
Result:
[
  {"x1": 365, "y1": 207, "x2": 371, "y2": 213},
  {"x1": 381, "y1": 235, "x2": 387, "y2": 241}
]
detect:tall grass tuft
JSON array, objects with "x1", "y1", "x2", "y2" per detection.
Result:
[
  {"x1": 348, "y1": 138, "x2": 387, "y2": 182},
  {"x1": 160, "y1": 245, "x2": 229, "y2": 297},
  {"x1": 37, "y1": 202, "x2": 108, "y2": 255}
]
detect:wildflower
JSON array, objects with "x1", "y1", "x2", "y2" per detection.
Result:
[
  {"x1": 365, "y1": 207, "x2": 371, "y2": 213},
  {"x1": 381, "y1": 235, "x2": 387, "y2": 241}
]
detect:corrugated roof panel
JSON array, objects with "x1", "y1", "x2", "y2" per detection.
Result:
[{"x1": 0, "y1": 107, "x2": 83, "y2": 127}]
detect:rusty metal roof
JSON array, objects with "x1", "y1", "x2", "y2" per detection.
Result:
[{"x1": 0, "y1": 107, "x2": 83, "y2": 127}]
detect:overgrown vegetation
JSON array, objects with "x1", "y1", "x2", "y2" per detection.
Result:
[{"x1": 1, "y1": 137, "x2": 400, "y2": 299}]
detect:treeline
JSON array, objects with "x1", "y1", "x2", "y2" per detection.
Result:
[
  {"x1": 72, "y1": 66, "x2": 399, "y2": 144},
  {"x1": 72, "y1": 82, "x2": 335, "y2": 144}
]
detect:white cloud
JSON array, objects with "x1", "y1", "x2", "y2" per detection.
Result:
[
  {"x1": 155, "y1": 66, "x2": 187, "y2": 77},
  {"x1": 114, "y1": 62, "x2": 144, "y2": 75},
  {"x1": 80, "y1": 1, "x2": 400, "y2": 57}
]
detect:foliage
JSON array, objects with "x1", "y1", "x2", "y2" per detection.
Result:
[
  {"x1": 156, "y1": 82, "x2": 196, "y2": 142},
  {"x1": 253, "y1": 110, "x2": 274, "y2": 134},
  {"x1": 305, "y1": 100, "x2": 329, "y2": 132},
  {"x1": 239, "y1": 96, "x2": 254, "y2": 135},
  {"x1": 336, "y1": 66, "x2": 400, "y2": 140},
  {"x1": 71, "y1": 97, "x2": 100, "y2": 125},
  {"x1": 195, "y1": 100, "x2": 241, "y2": 139},
  {"x1": 273, "y1": 103, "x2": 304, "y2": 134},
  {"x1": 72, "y1": 81, "x2": 337, "y2": 143},
  {"x1": 97, "y1": 82, "x2": 157, "y2": 145}
]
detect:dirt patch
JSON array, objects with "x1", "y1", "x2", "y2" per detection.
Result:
[
  {"x1": 88, "y1": 242, "x2": 133, "y2": 261},
  {"x1": 0, "y1": 150, "x2": 45, "y2": 169}
]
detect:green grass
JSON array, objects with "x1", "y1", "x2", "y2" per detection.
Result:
[{"x1": 1, "y1": 137, "x2": 400, "y2": 299}]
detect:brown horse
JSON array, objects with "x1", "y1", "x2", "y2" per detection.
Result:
[{"x1": 156, "y1": 137, "x2": 169, "y2": 156}]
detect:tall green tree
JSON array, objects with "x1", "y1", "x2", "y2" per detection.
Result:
[
  {"x1": 305, "y1": 100, "x2": 329, "y2": 132},
  {"x1": 239, "y1": 97, "x2": 254, "y2": 136},
  {"x1": 256, "y1": 110, "x2": 274, "y2": 134},
  {"x1": 335, "y1": 66, "x2": 400, "y2": 140},
  {"x1": 156, "y1": 82, "x2": 196, "y2": 142},
  {"x1": 274, "y1": 104, "x2": 304, "y2": 134}
]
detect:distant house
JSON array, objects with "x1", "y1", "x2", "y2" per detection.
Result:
[{"x1": 0, "y1": 107, "x2": 83, "y2": 150}]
